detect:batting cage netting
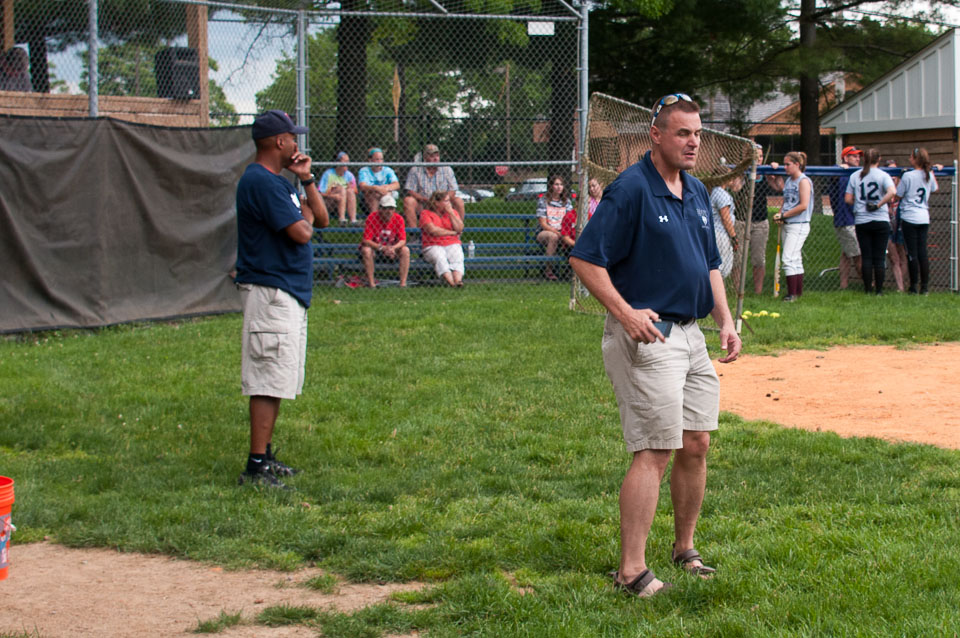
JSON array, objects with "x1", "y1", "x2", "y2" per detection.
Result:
[{"x1": 572, "y1": 93, "x2": 758, "y2": 324}]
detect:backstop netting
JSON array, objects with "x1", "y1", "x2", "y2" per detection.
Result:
[{"x1": 572, "y1": 93, "x2": 757, "y2": 319}]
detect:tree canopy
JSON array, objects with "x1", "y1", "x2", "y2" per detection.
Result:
[{"x1": 589, "y1": 0, "x2": 943, "y2": 162}]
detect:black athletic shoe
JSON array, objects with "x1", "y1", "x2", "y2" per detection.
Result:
[
  {"x1": 238, "y1": 465, "x2": 288, "y2": 489},
  {"x1": 265, "y1": 450, "x2": 300, "y2": 476}
]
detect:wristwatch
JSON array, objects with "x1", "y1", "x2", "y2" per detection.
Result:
[{"x1": 300, "y1": 176, "x2": 316, "y2": 187}]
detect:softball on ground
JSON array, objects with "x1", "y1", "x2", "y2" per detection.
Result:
[
  {"x1": 758, "y1": 310, "x2": 769, "y2": 316},
  {"x1": 770, "y1": 312, "x2": 781, "y2": 318}
]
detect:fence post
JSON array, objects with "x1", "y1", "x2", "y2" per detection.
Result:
[
  {"x1": 88, "y1": 0, "x2": 98, "y2": 117},
  {"x1": 953, "y1": 160, "x2": 958, "y2": 292},
  {"x1": 296, "y1": 7, "x2": 308, "y2": 154}
]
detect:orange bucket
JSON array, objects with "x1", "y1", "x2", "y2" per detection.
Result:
[{"x1": 0, "y1": 476, "x2": 14, "y2": 581}]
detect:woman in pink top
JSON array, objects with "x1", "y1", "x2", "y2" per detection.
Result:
[
  {"x1": 420, "y1": 190, "x2": 465, "y2": 287},
  {"x1": 587, "y1": 177, "x2": 603, "y2": 219}
]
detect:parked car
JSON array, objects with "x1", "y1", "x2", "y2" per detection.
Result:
[
  {"x1": 455, "y1": 189, "x2": 476, "y2": 204},
  {"x1": 464, "y1": 187, "x2": 495, "y2": 201},
  {"x1": 504, "y1": 177, "x2": 548, "y2": 202}
]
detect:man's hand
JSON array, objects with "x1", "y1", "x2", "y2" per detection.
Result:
[
  {"x1": 289, "y1": 151, "x2": 313, "y2": 181},
  {"x1": 717, "y1": 324, "x2": 741, "y2": 363},
  {"x1": 620, "y1": 307, "x2": 665, "y2": 344},
  {"x1": 382, "y1": 245, "x2": 396, "y2": 258},
  {"x1": 866, "y1": 203, "x2": 879, "y2": 212}
]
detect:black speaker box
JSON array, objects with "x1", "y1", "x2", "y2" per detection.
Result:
[{"x1": 155, "y1": 47, "x2": 199, "y2": 99}]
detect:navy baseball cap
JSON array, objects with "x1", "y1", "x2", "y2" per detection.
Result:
[{"x1": 251, "y1": 110, "x2": 308, "y2": 140}]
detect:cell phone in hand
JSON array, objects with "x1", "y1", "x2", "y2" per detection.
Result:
[{"x1": 651, "y1": 320, "x2": 672, "y2": 338}]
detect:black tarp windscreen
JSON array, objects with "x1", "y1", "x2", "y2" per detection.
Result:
[{"x1": 0, "y1": 117, "x2": 254, "y2": 332}]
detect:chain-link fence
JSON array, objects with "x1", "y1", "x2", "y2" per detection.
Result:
[
  {"x1": 2, "y1": 0, "x2": 587, "y2": 297},
  {"x1": 572, "y1": 93, "x2": 758, "y2": 320}
]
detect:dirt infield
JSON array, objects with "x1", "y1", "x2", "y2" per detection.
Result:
[
  {"x1": 3, "y1": 544, "x2": 423, "y2": 637},
  {"x1": 716, "y1": 343, "x2": 960, "y2": 449},
  {"x1": 4, "y1": 345, "x2": 958, "y2": 636}
]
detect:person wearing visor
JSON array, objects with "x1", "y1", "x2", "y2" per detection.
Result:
[
  {"x1": 359, "y1": 194, "x2": 410, "y2": 288},
  {"x1": 358, "y1": 147, "x2": 400, "y2": 218},
  {"x1": 235, "y1": 110, "x2": 328, "y2": 488},
  {"x1": 571, "y1": 93, "x2": 740, "y2": 598},
  {"x1": 829, "y1": 146, "x2": 864, "y2": 289}
]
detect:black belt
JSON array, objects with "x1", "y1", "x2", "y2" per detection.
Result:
[{"x1": 659, "y1": 315, "x2": 696, "y2": 326}]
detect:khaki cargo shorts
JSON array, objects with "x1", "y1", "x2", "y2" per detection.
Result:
[
  {"x1": 238, "y1": 283, "x2": 308, "y2": 400},
  {"x1": 834, "y1": 225, "x2": 861, "y2": 258},
  {"x1": 601, "y1": 314, "x2": 719, "y2": 452}
]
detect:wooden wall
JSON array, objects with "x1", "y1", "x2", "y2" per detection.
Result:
[{"x1": 844, "y1": 127, "x2": 956, "y2": 167}]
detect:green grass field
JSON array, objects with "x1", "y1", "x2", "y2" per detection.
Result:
[{"x1": 2, "y1": 286, "x2": 960, "y2": 637}]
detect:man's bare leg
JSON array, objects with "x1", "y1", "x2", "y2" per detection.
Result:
[
  {"x1": 360, "y1": 246, "x2": 377, "y2": 287},
  {"x1": 402, "y1": 196, "x2": 419, "y2": 228},
  {"x1": 839, "y1": 252, "x2": 850, "y2": 289},
  {"x1": 249, "y1": 395, "x2": 281, "y2": 455},
  {"x1": 671, "y1": 430, "x2": 710, "y2": 574},
  {"x1": 399, "y1": 247, "x2": 410, "y2": 287},
  {"x1": 618, "y1": 448, "x2": 671, "y2": 594}
]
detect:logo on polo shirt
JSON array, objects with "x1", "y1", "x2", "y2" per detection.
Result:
[
  {"x1": 290, "y1": 193, "x2": 301, "y2": 209},
  {"x1": 697, "y1": 208, "x2": 709, "y2": 227},
  {"x1": 659, "y1": 215, "x2": 669, "y2": 223}
]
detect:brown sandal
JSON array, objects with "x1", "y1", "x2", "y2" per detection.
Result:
[
  {"x1": 611, "y1": 569, "x2": 673, "y2": 598},
  {"x1": 671, "y1": 545, "x2": 717, "y2": 577}
]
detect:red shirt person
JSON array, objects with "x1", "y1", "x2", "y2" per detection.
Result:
[
  {"x1": 560, "y1": 209, "x2": 577, "y2": 249},
  {"x1": 359, "y1": 194, "x2": 410, "y2": 287},
  {"x1": 419, "y1": 190, "x2": 465, "y2": 286}
]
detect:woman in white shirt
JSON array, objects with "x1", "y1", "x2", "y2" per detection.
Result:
[
  {"x1": 773, "y1": 152, "x2": 813, "y2": 302},
  {"x1": 709, "y1": 176, "x2": 741, "y2": 280},
  {"x1": 845, "y1": 148, "x2": 897, "y2": 295},
  {"x1": 896, "y1": 147, "x2": 938, "y2": 294}
]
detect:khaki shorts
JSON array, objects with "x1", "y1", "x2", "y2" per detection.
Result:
[
  {"x1": 749, "y1": 219, "x2": 770, "y2": 268},
  {"x1": 602, "y1": 314, "x2": 719, "y2": 452},
  {"x1": 238, "y1": 283, "x2": 308, "y2": 400},
  {"x1": 834, "y1": 225, "x2": 861, "y2": 258}
]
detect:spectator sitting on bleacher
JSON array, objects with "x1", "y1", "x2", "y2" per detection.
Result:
[
  {"x1": 0, "y1": 47, "x2": 31, "y2": 92},
  {"x1": 535, "y1": 173, "x2": 574, "y2": 281},
  {"x1": 560, "y1": 208, "x2": 578, "y2": 250},
  {"x1": 403, "y1": 143, "x2": 464, "y2": 228},
  {"x1": 587, "y1": 177, "x2": 603, "y2": 219},
  {"x1": 358, "y1": 147, "x2": 400, "y2": 217},
  {"x1": 359, "y1": 194, "x2": 409, "y2": 288},
  {"x1": 319, "y1": 151, "x2": 359, "y2": 225},
  {"x1": 420, "y1": 190, "x2": 465, "y2": 287}
]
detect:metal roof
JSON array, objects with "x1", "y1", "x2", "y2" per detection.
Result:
[{"x1": 821, "y1": 29, "x2": 959, "y2": 134}]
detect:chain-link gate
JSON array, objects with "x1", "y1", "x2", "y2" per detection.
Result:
[
  {"x1": 2, "y1": 0, "x2": 587, "y2": 298},
  {"x1": 572, "y1": 93, "x2": 757, "y2": 325}
]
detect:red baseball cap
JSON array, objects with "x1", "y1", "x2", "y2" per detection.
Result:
[{"x1": 841, "y1": 146, "x2": 863, "y2": 159}]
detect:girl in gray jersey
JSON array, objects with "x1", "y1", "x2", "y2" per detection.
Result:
[
  {"x1": 773, "y1": 151, "x2": 812, "y2": 301},
  {"x1": 897, "y1": 148, "x2": 939, "y2": 293},
  {"x1": 845, "y1": 148, "x2": 897, "y2": 294}
]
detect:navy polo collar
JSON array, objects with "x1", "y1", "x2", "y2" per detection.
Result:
[{"x1": 640, "y1": 151, "x2": 696, "y2": 200}]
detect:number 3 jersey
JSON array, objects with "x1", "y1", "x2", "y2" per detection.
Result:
[
  {"x1": 846, "y1": 167, "x2": 895, "y2": 224},
  {"x1": 896, "y1": 168, "x2": 938, "y2": 225}
]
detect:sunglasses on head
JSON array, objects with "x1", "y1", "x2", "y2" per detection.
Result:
[{"x1": 652, "y1": 93, "x2": 693, "y2": 124}]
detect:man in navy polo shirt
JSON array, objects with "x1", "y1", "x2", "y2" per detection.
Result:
[
  {"x1": 235, "y1": 110, "x2": 328, "y2": 488},
  {"x1": 570, "y1": 94, "x2": 741, "y2": 597}
]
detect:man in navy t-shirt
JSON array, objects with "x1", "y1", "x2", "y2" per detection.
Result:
[
  {"x1": 571, "y1": 94, "x2": 741, "y2": 598},
  {"x1": 235, "y1": 110, "x2": 328, "y2": 488}
]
